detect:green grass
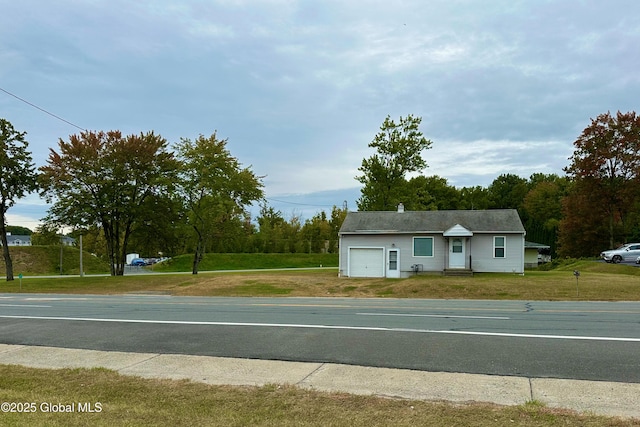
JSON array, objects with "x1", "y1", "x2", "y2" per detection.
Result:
[
  {"x1": 1, "y1": 248, "x2": 338, "y2": 277},
  {"x1": 154, "y1": 252, "x2": 338, "y2": 272},
  {"x1": 1, "y1": 246, "x2": 110, "y2": 276},
  {"x1": 0, "y1": 365, "x2": 634, "y2": 427}
]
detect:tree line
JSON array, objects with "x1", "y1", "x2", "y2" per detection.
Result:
[
  {"x1": 355, "y1": 112, "x2": 640, "y2": 259},
  {"x1": 0, "y1": 121, "x2": 346, "y2": 280},
  {"x1": 2, "y1": 111, "x2": 639, "y2": 280}
]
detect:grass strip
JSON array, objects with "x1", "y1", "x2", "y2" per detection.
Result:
[{"x1": 0, "y1": 365, "x2": 635, "y2": 426}]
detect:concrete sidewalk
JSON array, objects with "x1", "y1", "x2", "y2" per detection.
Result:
[{"x1": 0, "y1": 344, "x2": 638, "y2": 420}]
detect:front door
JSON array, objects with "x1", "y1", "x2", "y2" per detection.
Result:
[
  {"x1": 386, "y1": 248, "x2": 400, "y2": 278},
  {"x1": 449, "y1": 238, "x2": 466, "y2": 269}
]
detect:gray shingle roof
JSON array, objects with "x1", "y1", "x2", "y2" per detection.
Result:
[{"x1": 339, "y1": 209, "x2": 525, "y2": 234}]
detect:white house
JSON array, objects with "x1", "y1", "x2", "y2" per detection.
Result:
[
  {"x1": 3, "y1": 233, "x2": 32, "y2": 246},
  {"x1": 338, "y1": 207, "x2": 526, "y2": 278}
]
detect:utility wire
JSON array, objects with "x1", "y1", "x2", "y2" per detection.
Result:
[
  {"x1": 0, "y1": 87, "x2": 86, "y2": 131},
  {"x1": 265, "y1": 197, "x2": 338, "y2": 208}
]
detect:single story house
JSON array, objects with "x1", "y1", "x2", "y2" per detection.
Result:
[{"x1": 338, "y1": 207, "x2": 526, "y2": 278}]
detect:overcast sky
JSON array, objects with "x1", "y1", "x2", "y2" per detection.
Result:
[{"x1": 2, "y1": 0, "x2": 640, "y2": 229}]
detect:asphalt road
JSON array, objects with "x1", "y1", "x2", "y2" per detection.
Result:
[{"x1": 0, "y1": 294, "x2": 638, "y2": 383}]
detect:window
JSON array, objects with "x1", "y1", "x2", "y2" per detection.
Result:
[
  {"x1": 494, "y1": 236, "x2": 505, "y2": 258},
  {"x1": 413, "y1": 237, "x2": 433, "y2": 257}
]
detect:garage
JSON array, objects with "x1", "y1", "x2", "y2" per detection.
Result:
[{"x1": 348, "y1": 247, "x2": 384, "y2": 277}]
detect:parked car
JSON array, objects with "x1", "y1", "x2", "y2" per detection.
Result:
[
  {"x1": 130, "y1": 258, "x2": 146, "y2": 266},
  {"x1": 600, "y1": 243, "x2": 640, "y2": 263}
]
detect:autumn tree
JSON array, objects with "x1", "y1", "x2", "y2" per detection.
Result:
[
  {"x1": 0, "y1": 119, "x2": 38, "y2": 281},
  {"x1": 40, "y1": 130, "x2": 179, "y2": 275},
  {"x1": 357, "y1": 115, "x2": 432, "y2": 210},
  {"x1": 175, "y1": 133, "x2": 263, "y2": 274},
  {"x1": 560, "y1": 111, "x2": 640, "y2": 255}
]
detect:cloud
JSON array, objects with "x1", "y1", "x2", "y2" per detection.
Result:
[{"x1": 2, "y1": 0, "x2": 640, "y2": 227}]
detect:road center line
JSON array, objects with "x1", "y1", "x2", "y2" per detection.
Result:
[
  {"x1": 357, "y1": 312, "x2": 510, "y2": 320},
  {"x1": 1, "y1": 314, "x2": 639, "y2": 342}
]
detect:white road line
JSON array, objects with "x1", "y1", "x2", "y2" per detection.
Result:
[
  {"x1": 1, "y1": 314, "x2": 639, "y2": 342},
  {"x1": 0, "y1": 304, "x2": 52, "y2": 308},
  {"x1": 357, "y1": 312, "x2": 510, "y2": 320}
]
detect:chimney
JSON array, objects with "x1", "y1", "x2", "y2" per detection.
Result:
[{"x1": 397, "y1": 203, "x2": 404, "y2": 213}]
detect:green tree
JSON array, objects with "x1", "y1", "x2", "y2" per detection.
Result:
[
  {"x1": 356, "y1": 115, "x2": 433, "y2": 210},
  {"x1": 40, "y1": 130, "x2": 179, "y2": 276},
  {"x1": 255, "y1": 203, "x2": 286, "y2": 253},
  {"x1": 407, "y1": 175, "x2": 461, "y2": 210},
  {"x1": 522, "y1": 174, "x2": 568, "y2": 256},
  {"x1": 487, "y1": 174, "x2": 529, "y2": 211},
  {"x1": 458, "y1": 186, "x2": 490, "y2": 210},
  {"x1": 562, "y1": 111, "x2": 640, "y2": 252},
  {"x1": 175, "y1": 133, "x2": 263, "y2": 274},
  {"x1": 31, "y1": 223, "x2": 61, "y2": 246},
  {"x1": 6, "y1": 225, "x2": 32, "y2": 235},
  {"x1": 0, "y1": 119, "x2": 38, "y2": 281}
]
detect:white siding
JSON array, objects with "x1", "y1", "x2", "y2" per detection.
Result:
[
  {"x1": 469, "y1": 234, "x2": 524, "y2": 273},
  {"x1": 340, "y1": 234, "x2": 447, "y2": 277}
]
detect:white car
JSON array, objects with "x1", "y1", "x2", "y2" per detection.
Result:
[{"x1": 600, "y1": 243, "x2": 640, "y2": 263}]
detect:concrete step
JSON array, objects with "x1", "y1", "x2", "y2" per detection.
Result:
[{"x1": 443, "y1": 269, "x2": 474, "y2": 277}]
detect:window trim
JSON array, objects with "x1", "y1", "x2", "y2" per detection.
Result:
[
  {"x1": 494, "y1": 236, "x2": 506, "y2": 258},
  {"x1": 413, "y1": 236, "x2": 434, "y2": 257}
]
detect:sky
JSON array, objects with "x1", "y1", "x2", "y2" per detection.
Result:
[{"x1": 2, "y1": 0, "x2": 640, "y2": 230}]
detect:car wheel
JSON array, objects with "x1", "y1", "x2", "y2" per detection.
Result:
[{"x1": 612, "y1": 255, "x2": 622, "y2": 263}]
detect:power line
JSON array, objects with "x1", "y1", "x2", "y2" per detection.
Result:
[
  {"x1": 0, "y1": 87, "x2": 86, "y2": 131},
  {"x1": 265, "y1": 197, "x2": 337, "y2": 208}
]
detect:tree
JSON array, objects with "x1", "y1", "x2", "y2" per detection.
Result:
[
  {"x1": 40, "y1": 130, "x2": 179, "y2": 276},
  {"x1": 175, "y1": 133, "x2": 263, "y2": 274},
  {"x1": 562, "y1": 111, "x2": 640, "y2": 253},
  {"x1": 487, "y1": 174, "x2": 529, "y2": 211},
  {"x1": 458, "y1": 186, "x2": 490, "y2": 210},
  {"x1": 0, "y1": 119, "x2": 38, "y2": 281},
  {"x1": 407, "y1": 175, "x2": 461, "y2": 211},
  {"x1": 356, "y1": 115, "x2": 433, "y2": 210},
  {"x1": 6, "y1": 225, "x2": 32, "y2": 235},
  {"x1": 31, "y1": 223, "x2": 62, "y2": 246},
  {"x1": 522, "y1": 174, "x2": 568, "y2": 256}
]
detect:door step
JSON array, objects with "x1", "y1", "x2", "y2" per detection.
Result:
[{"x1": 443, "y1": 269, "x2": 474, "y2": 277}]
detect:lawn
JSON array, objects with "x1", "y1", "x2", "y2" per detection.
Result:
[
  {"x1": 2, "y1": 260, "x2": 640, "y2": 301},
  {"x1": 0, "y1": 365, "x2": 635, "y2": 427}
]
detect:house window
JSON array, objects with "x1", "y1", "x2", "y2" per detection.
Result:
[
  {"x1": 494, "y1": 236, "x2": 505, "y2": 258},
  {"x1": 413, "y1": 237, "x2": 433, "y2": 257}
]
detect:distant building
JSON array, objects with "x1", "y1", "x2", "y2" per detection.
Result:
[
  {"x1": 3, "y1": 233, "x2": 32, "y2": 246},
  {"x1": 2, "y1": 233, "x2": 75, "y2": 247}
]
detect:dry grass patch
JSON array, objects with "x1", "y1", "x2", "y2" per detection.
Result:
[
  {"x1": 0, "y1": 365, "x2": 636, "y2": 426},
  {"x1": 5, "y1": 262, "x2": 640, "y2": 301}
]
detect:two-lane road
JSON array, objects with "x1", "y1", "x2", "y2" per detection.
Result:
[{"x1": 0, "y1": 294, "x2": 638, "y2": 382}]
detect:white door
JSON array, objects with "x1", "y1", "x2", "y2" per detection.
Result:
[
  {"x1": 386, "y1": 248, "x2": 400, "y2": 278},
  {"x1": 449, "y1": 238, "x2": 465, "y2": 269},
  {"x1": 349, "y1": 248, "x2": 385, "y2": 277}
]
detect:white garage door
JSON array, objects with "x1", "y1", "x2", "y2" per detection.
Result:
[{"x1": 349, "y1": 248, "x2": 384, "y2": 277}]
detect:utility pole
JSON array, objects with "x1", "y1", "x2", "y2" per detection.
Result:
[{"x1": 79, "y1": 234, "x2": 84, "y2": 277}]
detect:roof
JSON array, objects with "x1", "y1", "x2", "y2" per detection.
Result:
[
  {"x1": 5, "y1": 234, "x2": 31, "y2": 243},
  {"x1": 525, "y1": 241, "x2": 550, "y2": 249},
  {"x1": 339, "y1": 209, "x2": 525, "y2": 235}
]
